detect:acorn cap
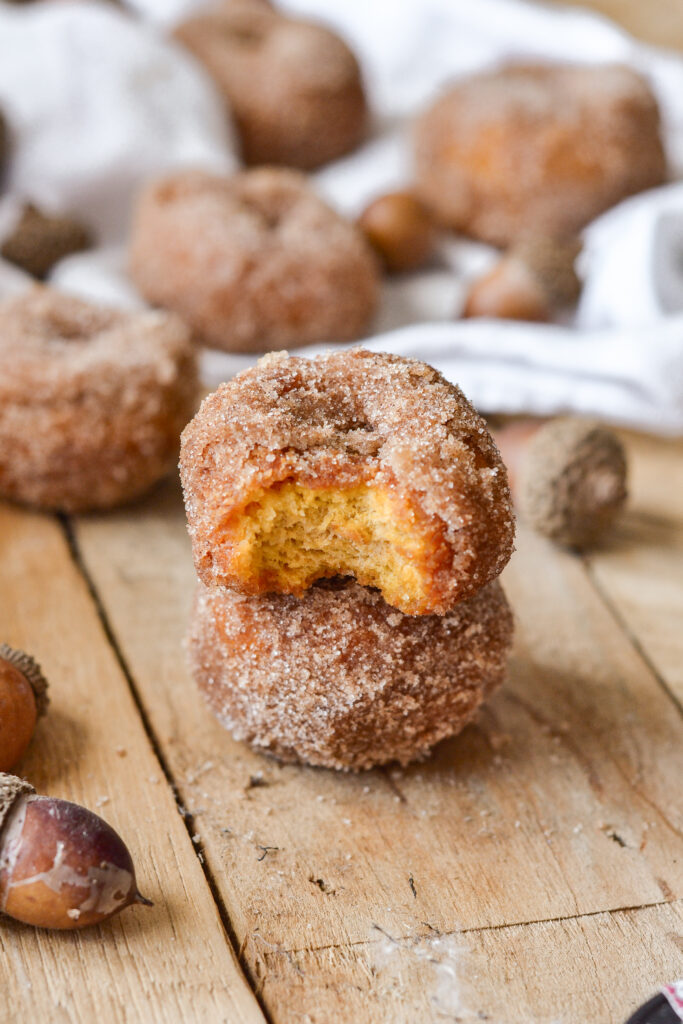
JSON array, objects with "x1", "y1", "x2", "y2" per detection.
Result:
[
  {"x1": 0, "y1": 774, "x2": 34, "y2": 832},
  {"x1": 512, "y1": 235, "x2": 582, "y2": 308},
  {"x1": 0, "y1": 644, "x2": 50, "y2": 718},
  {"x1": 519, "y1": 417, "x2": 627, "y2": 549}
]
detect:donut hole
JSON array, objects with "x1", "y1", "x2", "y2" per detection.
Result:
[
  {"x1": 33, "y1": 305, "x2": 112, "y2": 344},
  {"x1": 238, "y1": 187, "x2": 300, "y2": 231},
  {"x1": 213, "y1": 480, "x2": 451, "y2": 615}
]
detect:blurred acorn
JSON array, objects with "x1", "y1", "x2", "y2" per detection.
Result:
[
  {"x1": 358, "y1": 191, "x2": 436, "y2": 273},
  {"x1": 1, "y1": 202, "x2": 93, "y2": 280},
  {"x1": 495, "y1": 417, "x2": 628, "y2": 549},
  {"x1": 463, "y1": 235, "x2": 582, "y2": 321}
]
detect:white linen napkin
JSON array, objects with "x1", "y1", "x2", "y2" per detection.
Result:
[{"x1": 2, "y1": 0, "x2": 683, "y2": 432}]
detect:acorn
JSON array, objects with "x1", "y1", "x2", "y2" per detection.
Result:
[
  {"x1": 0, "y1": 202, "x2": 93, "y2": 280},
  {"x1": 0, "y1": 774, "x2": 152, "y2": 930},
  {"x1": 494, "y1": 417, "x2": 628, "y2": 549},
  {"x1": 0, "y1": 645, "x2": 49, "y2": 773},
  {"x1": 463, "y1": 235, "x2": 582, "y2": 321},
  {"x1": 357, "y1": 191, "x2": 436, "y2": 273}
]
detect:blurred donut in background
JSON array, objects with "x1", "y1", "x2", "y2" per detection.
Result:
[
  {"x1": 414, "y1": 62, "x2": 667, "y2": 246},
  {"x1": 174, "y1": 0, "x2": 368, "y2": 169},
  {"x1": 0, "y1": 287, "x2": 198, "y2": 513},
  {"x1": 129, "y1": 166, "x2": 380, "y2": 353}
]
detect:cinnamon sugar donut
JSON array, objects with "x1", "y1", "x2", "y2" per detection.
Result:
[
  {"x1": 174, "y1": 1, "x2": 367, "y2": 170},
  {"x1": 414, "y1": 63, "x2": 667, "y2": 247},
  {"x1": 0, "y1": 287, "x2": 197, "y2": 512},
  {"x1": 180, "y1": 349, "x2": 514, "y2": 616},
  {"x1": 129, "y1": 168, "x2": 379, "y2": 354},
  {"x1": 188, "y1": 577, "x2": 513, "y2": 770}
]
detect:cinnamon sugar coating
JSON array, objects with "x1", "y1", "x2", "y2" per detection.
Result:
[
  {"x1": 414, "y1": 63, "x2": 667, "y2": 246},
  {"x1": 129, "y1": 168, "x2": 379, "y2": 354},
  {"x1": 174, "y1": 1, "x2": 367, "y2": 170},
  {"x1": 188, "y1": 577, "x2": 513, "y2": 771},
  {"x1": 0, "y1": 287, "x2": 198, "y2": 512},
  {"x1": 180, "y1": 350, "x2": 514, "y2": 614}
]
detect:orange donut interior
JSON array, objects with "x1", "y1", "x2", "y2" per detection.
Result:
[{"x1": 213, "y1": 480, "x2": 451, "y2": 615}]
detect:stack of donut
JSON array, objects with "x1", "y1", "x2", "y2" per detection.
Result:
[{"x1": 181, "y1": 349, "x2": 516, "y2": 770}]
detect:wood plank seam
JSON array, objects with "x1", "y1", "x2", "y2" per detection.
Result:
[
  {"x1": 59, "y1": 513, "x2": 274, "y2": 1024},
  {"x1": 278, "y1": 898, "x2": 683, "y2": 957},
  {"x1": 583, "y1": 554, "x2": 683, "y2": 718}
]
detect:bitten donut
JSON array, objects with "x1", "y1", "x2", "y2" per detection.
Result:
[
  {"x1": 174, "y1": 1, "x2": 367, "y2": 170},
  {"x1": 0, "y1": 287, "x2": 198, "y2": 512},
  {"x1": 129, "y1": 168, "x2": 379, "y2": 354},
  {"x1": 180, "y1": 349, "x2": 514, "y2": 616},
  {"x1": 414, "y1": 63, "x2": 667, "y2": 246},
  {"x1": 188, "y1": 577, "x2": 513, "y2": 770}
]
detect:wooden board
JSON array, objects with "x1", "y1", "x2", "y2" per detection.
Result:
[
  {"x1": 0, "y1": 503, "x2": 265, "y2": 1024},
  {"x1": 2, "y1": 426, "x2": 667, "y2": 1024}
]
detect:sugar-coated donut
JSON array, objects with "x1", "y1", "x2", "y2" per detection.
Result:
[
  {"x1": 174, "y1": 1, "x2": 367, "y2": 170},
  {"x1": 180, "y1": 349, "x2": 514, "y2": 616},
  {"x1": 0, "y1": 287, "x2": 198, "y2": 512},
  {"x1": 414, "y1": 63, "x2": 667, "y2": 247},
  {"x1": 188, "y1": 577, "x2": 513, "y2": 770},
  {"x1": 129, "y1": 168, "x2": 379, "y2": 354}
]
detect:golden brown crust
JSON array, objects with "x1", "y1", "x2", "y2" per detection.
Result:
[
  {"x1": 414, "y1": 63, "x2": 667, "y2": 246},
  {"x1": 0, "y1": 287, "x2": 198, "y2": 512},
  {"x1": 187, "y1": 578, "x2": 514, "y2": 771},
  {"x1": 180, "y1": 349, "x2": 515, "y2": 613},
  {"x1": 129, "y1": 168, "x2": 380, "y2": 354},
  {"x1": 174, "y1": 1, "x2": 367, "y2": 170}
]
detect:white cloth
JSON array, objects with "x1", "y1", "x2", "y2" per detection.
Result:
[
  {"x1": 0, "y1": 0, "x2": 235, "y2": 241},
  {"x1": 2, "y1": 0, "x2": 683, "y2": 432}
]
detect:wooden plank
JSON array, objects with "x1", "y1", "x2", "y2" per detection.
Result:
[
  {"x1": 72, "y1": 440, "x2": 683, "y2": 1022},
  {"x1": 586, "y1": 434, "x2": 683, "y2": 706},
  {"x1": 0, "y1": 502, "x2": 265, "y2": 1024},
  {"x1": 254, "y1": 901, "x2": 683, "y2": 1024}
]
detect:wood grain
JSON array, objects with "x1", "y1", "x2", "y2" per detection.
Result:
[
  {"x1": 586, "y1": 434, "x2": 683, "y2": 707},
  {"x1": 255, "y1": 901, "x2": 683, "y2": 1024},
  {"x1": 0, "y1": 502, "x2": 265, "y2": 1024}
]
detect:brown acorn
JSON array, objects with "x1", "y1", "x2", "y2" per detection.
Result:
[
  {"x1": 0, "y1": 774, "x2": 152, "y2": 930},
  {"x1": 494, "y1": 417, "x2": 628, "y2": 549},
  {"x1": 0, "y1": 645, "x2": 49, "y2": 773},
  {"x1": 358, "y1": 191, "x2": 436, "y2": 273},
  {"x1": 463, "y1": 235, "x2": 582, "y2": 321}
]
